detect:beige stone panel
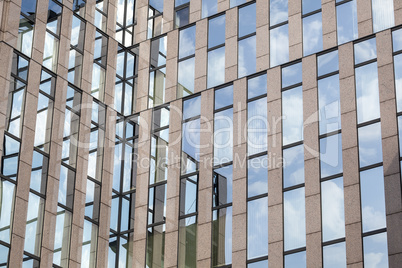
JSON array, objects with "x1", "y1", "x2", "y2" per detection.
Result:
[
  {"x1": 268, "y1": 203, "x2": 283, "y2": 243},
  {"x1": 302, "y1": 55, "x2": 317, "y2": 91},
  {"x1": 107, "y1": 0, "x2": 117, "y2": 39},
  {"x1": 257, "y1": 54, "x2": 270, "y2": 72},
  {"x1": 0, "y1": 43, "x2": 13, "y2": 81},
  {"x1": 133, "y1": 239, "x2": 146, "y2": 268},
  {"x1": 344, "y1": 184, "x2": 361, "y2": 225},
  {"x1": 96, "y1": 237, "x2": 108, "y2": 268},
  {"x1": 165, "y1": 59, "x2": 178, "y2": 102},
  {"x1": 22, "y1": 91, "x2": 38, "y2": 132},
  {"x1": 358, "y1": 19, "x2": 373, "y2": 38},
  {"x1": 233, "y1": 111, "x2": 247, "y2": 148},
  {"x1": 289, "y1": 43, "x2": 303, "y2": 62},
  {"x1": 167, "y1": 133, "x2": 181, "y2": 166},
  {"x1": 56, "y1": 37, "x2": 70, "y2": 80},
  {"x1": 256, "y1": 0, "x2": 269, "y2": 28},
  {"x1": 40, "y1": 245, "x2": 55, "y2": 268},
  {"x1": 382, "y1": 135, "x2": 400, "y2": 177},
  {"x1": 81, "y1": 56, "x2": 95, "y2": 95},
  {"x1": 226, "y1": 65, "x2": 238, "y2": 83},
  {"x1": 232, "y1": 213, "x2": 247, "y2": 252},
  {"x1": 339, "y1": 76, "x2": 356, "y2": 114},
  {"x1": 166, "y1": 195, "x2": 179, "y2": 230},
  {"x1": 11, "y1": 196, "x2": 28, "y2": 238},
  {"x1": 85, "y1": 0, "x2": 96, "y2": 24},
  {"x1": 135, "y1": 173, "x2": 150, "y2": 207},
  {"x1": 378, "y1": 63, "x2": 396, "y2": 103},
  {"x1": 133, "y1": 206, "x2": 148, "y2": 241},
  {"x1": 195, "y1": 18, "x2": 208, "y2": 50},
  {"x1": 72, "y1": 189, "x2": 86, "y2": 228},
  {"x1": 31, "y1": 20, "x2": 46, "y2": 64},
  {"x1": 195, "y1": 76, "x2": 207, "y2": 93},
  {"x1": 342, "y1": 147, "x2": 359, "y2": 187},
  {"x1": 163, "y1": 0, "x2": 174, "y2": 34},
  {"x1": 199, "y1": 155, "x2": 213, "y2": 190},
  {"x1": 69, "y1": 224, "x2": 84, "y2": 263},
  {"x1": 197, "y1": 258, "x2": 211, "y2": 267},
  {"x1": 345, "y1": 222, "x2": 363, "y2": 264},
  {"x1": 164, "y1": 230, "x2": 179, "y2": 267},
  {"x1": 289, "y1": 0, "x2": 301, "y2": 16},
  {"x1": 166, "y1": 166, "x2": 180, "y2": 200},
  {"x1": 218, "y1": 0, "x2": 230, "y2": 13},
  {"x1": 268, "y1": 240, "x2": 283, "y2": 268},
  {"x1": 395, "y1": 2, "x2": 402, "y2": 26},
  {"x1": 340, "y1": 111, "x2": 357, "y2": 150},
  {"x1": 232, "y1": 179, "x2": 247, "y2": 216},
  {"x1": 322, "y1": 1, "x2": 336, "y2": 49},
  {"x1": 376, "y1": 30, "x2": 393, "y2": 67},
  {"x1": 303, "y1": 88, "x2": 319, "y2": 159},
  {"x1": 233, "y1": 144, "x2": 247, "y2": 179},
  {"x1": 198, "y1": 188, "x2": 212, "y2": 224},
  {"x1": 306, "y1": 231, "x2": 322, "y2": 268},
  {"x1": 233, "y1": 76, "x2": 247, "y2": 113},
  {"x1": 15, "y1": 161, "x2": 31, "y2": 201},
  {"x1": 288, "y1": 13, "x2": 302, "y2": 47},
  {"x1": 201, "y1": 88, "x2": 214, "y2": 121},
  {"x1": 226, "y1": 8, "x2": 238, "y2": 39},
  {"x1": 197, "y1": 222, "x2": 211, "y2": 261},
  {"x1": 194, "y1": 48, "x2": 207, "y2": 92},
  {"x1": 267, "y1": 66, "x2": 281, "y2": 102},
  {"x1": 232, "y1": 249, "x2": 246, "y2": 267},
  {"x1": 135, "y1": 5, "x2": 148, "y2": 43},
  {"x1": 225, "y1": 36, "x2": 237, "y2": 68},
  {"x1": 190, "y1": 0, "x2": 202, "y2": 23},
  {"x1": 356, "y1": 0, "x2": 372, "y2": 31},
  {"x1": 167, "y1": 29, "x2": 179, "y2": 60},
  {"x1": 268, "y1": 131, "x2": 282, "y2": 161},
  {"x1": 338, "y1": 42, "x2": 354, "y2": 79},
  {"x1": 389, "y1": 253, "x2": 402, "y2": 268},
  {"x1": 98, "y1": 203, "x2": 111, "y2": 239},
  {"x1": 305, "y1": 194, "x2": 321, "y2": 234},
  {"x1": 106, "y1": 37, "x2": 118, "y2": 67},
  {"x1": 19, "y1": 127, "x2": 35, "y2": 165},
  {"x1": 8, "y1": 234, "x2": 24, "y2": 267},
  {"x1": 305, "y1": 158, "x2": 320, "y2": 196},
  {"x1": 44, "y1": 176, "x2": 60, "y2": 215},
  {"x1": 136, "y1": 40, "x2": 151, "y2": 110},
  {"x1": 380, "y1": 99, "x2": 397, "y2": 139},
  {"x1": 41, "y1": 209, "x2": 57, "y2": 249},
  {"x1": 102, "y1": 139, "x2": 115, "y2": 175},
  {"x1": 256, "y1": 25, "x2": 269, "y2": 70},
  {"x1": 384, "y1": 173, "x2": 402, "y2": 215},
  {"x1": 268, "y1": 168, "x2": 282, "y2": 206}
]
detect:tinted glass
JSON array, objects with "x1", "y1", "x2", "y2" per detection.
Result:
[
  {"x1": 336, "y1": 0, "x2": 358, "y2": 45},
  {"x1": 270, "y1": 24, "x2": 289, "y2": 67},
  {"x1": 179, "y1": 26, "x2": 196, "y2": 58},
  {"x1": 317, "y1": 50, "x2": 339, "y2": 76},
  {"x1": 248, "y1": 197, "x2": 268, "y2": 259},
  {"x1": 239, "y1": 3, "x2": 256, "y2": 37},
  {"x1": 363, "y1": 233, "x2": 389, "y2": 267},
  {"x1": 208, "y1": 15, "x2": 225, "y2": 48},
  {"x1": 208, "y1": 47, "x2": 225, "y2": 88},
  {"x1": 358, "y1": 123, "x2": 383, "y2": 168},
  {"x1": 212, "y1": 207, "x2": 232, "y2": 267},
  {"x1": 318, "y1": 75, "x2": 341, "y2": 135},
  {"x1": 323, "y1": 242, "x2": 347, "y2": 268},
  {"x1": 282, "y1": 86, "x2": 303, "y2": 145},
  {"x1": 238, "y1": 36, "x2": 256, "y2": 78},
  {"x1": 270, "y1": 0, "x2": 288, "y2": 25},
  {"x1": 215, "y1": 85, "x2": 233, "y2": 109},
  {"x1": 283, "y1": 144, "x2": 305, "y2": 188},
  {"x1": 284, "y1": 188, "x2": 306, "y2": 250},
  {"x1": 248, "y1": 97, "x2": 268, "y2": 156},
  {"x1": 354, "y1": 38, "x2": 377, "y2": 65},
  {"x1": 248, "y1": 155, "x2": 268, "y2": 197},
  {"x1": 282, "y1": 62, "x2": 302, "y2": 88},
  {"x1": 303, "y1": 12, "x2": 323, "y2": 56},
  {"x1": 372, "y1": 0, "x2": 394, "y2": 33},
  {"x1": 320, "y1": 134, "x2": 343, "y2": 178},
  {"x1": 213, "y1": 165, "x2": 233, "y2": 206}
]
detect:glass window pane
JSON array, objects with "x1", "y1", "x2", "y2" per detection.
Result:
[
  {"x1": 363, "y1": 232, "x2": 389, "y2": 267},
  {"x1": 215, "y1": 85, "x2": 233, "y2": 109},
  {"x1": 317, "y1": 50, "x2": 339, "y2": 77},
  {"x1": 0, "y1": 180, "x2": 15, "y2": 243},
  {"x1": 180, "y1": 176, "x2": 198, "y2": 215},
  {"x1": 146, "y1": 224, "x2": 165, "y2": 268},
  {"x1": 302, "y1": 0, "x2": 320, "y2": 15},
  {"x1": 213, "y1": 165, "x2": 233, "y2": 206},
  {"x1": 321, "y1": 177, "x2": 345, "y2": 242},
  {"x1": 248, "y1": 260, "x2": 268, "y2": 268},
  {"x1": 183, "y1": 96, "x2": 201, "y2": 119},
  {"x1": 239, "y1": 3, "x2": 256, "y2": 38},
  {"x1": 53, "y1": 208, "x2": 72, "y2": 267},
  {"x1": 283, "y1": 144, "x2": 305, "y2": 188},
  {"x1": 21, "y1": 0, "x2": 38, "y2": 17},
  {"x1": 214, "y1": 109, "x2": 233, "y2": 165},
  {"x1": 355, "y1": 62, "x2": 380, "y2": 124},
  {"x1": 358, "y1": 123, "x2": 383, "y2": 168},
  {"x1": 24, "y1": 193, "x2": 44, "y2": 256},
  {"x1": 247, "y1": 197, "x2": 268, "y2": 260},
  {"x1": 148, "y1": 68, "x2": 166, "y2": 107},
  {"x1": 208, "y1": 15, "x2": 225, "y2": 48},
  {"x1": 58, "y1": 166, "x2": 75, "y2": 209},
  {"x1": 212, "y1": 207, "x2": 232, "y2": 267},
  {"x1": 230, "y1": 0, "x2": 246, "y2": 8},
  {"x1": 285, "y1": 251, "x2": 306, "y2": 268},
  {"x1": 248, "y1": 155, "x2": 268, "y2": 197},
  {"x1": 270, "y1": 24, "x2": 289, "y2": 67},
  {"x1": 320, "y1": 134, "x2": 343, "y2": 178},
  {"x1": 394, "y1": 54, "x2": 402, "y2": 112},
  {"x1": 182, "y1": 119, "x2": 200, "y2": 174},
  {"x1": 284, "y1": 188, "x2": 306, "y2": 251},
  {"x1": 372, "y1": 0, "x2": 394, "y2": 33},
  {"x1": 392, "y1": 28, "x2": 402, "y2": 52},
  {"x1": 270, "y1": 0, "x2": 288, "y2": 25},
  {"x1": 208, "y1": 47, "x2": 225, "y2": 88},
  {"x1": 282, "y1": 62, "x2": 302, "y2": 88},
  {"x1": 248, "y1": 74, "x2": 267, "y2": 99},
  {"x1": 318, "y1": 75, "x2": 341, "y2": 134},
  {"x1": 239, "y1": 36, "x2": 256, "y2": 78},
  {"x1": 30, "y1": 151, "x2": 48, "y2": 194},
  {"x1": 354, "y1": 38, "x2": 377, "y2": 65},
  {"x1": 360, "y1": 167, "x2": 386, "y2": 233},
  {"x1": 323, "y1": 242, "x2": 346, "y2": 268},
  {"x1": 179, "y1": 26, "x2": 196, "y2": 58},
  {"x1": 248, "y1": 97, "x2": 267, "y2": 156},
  {"x1": 282, "y1": 86, "x2": 303, "y2": 145},
  {"x1": 178, "y1": 216, "x2": 197, "y2": 267},
  {"x1": 150, "y1": 36, "x2": 167, "y2": 68},
  {"x1": 202, "y1": 0, "x2": 217, "y2": 18},
  {"x1": 178, "y1": 58, "x2": 195, "y2": 97},
  {"x1": 175, "y1": 7, "x2": 189, "y2": 28},
  {"x1": 303, "y1": 12, "x2": 323, "y2": 56},
  {"x1": 336, "y1": 0, "x2": 358, "y2": 45}
]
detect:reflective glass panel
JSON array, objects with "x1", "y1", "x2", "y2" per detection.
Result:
[
  {"x1": 358, "y1": 123, "x2": 383, "y2": 168},
  {"x1": 248, "y1": 155, "x2": 268, "y2": 197},
  {"x1": 270, "y1": 0, "x2": 288, "y2": 25},
  {"x1": 248, "y1": 260, "x2": 268, "y2": 268},
  {"x1": 208, "y1": 47, "x2": 225, "y2": 88},
  {"x1": 282, "y1": 86, "x2": 303, "y2": 145},
  {"x1": 247, "y1": 197, "x2": 268, "y2": 259},
  {"x1": 183, "y1": 96, "x2": 201, "y2": 120},
  {"x1": 24, "y1": 193, "x2": 44, "y2": 256},
  {"x1": 202, "y1": 0, "x2": 217, "y2": 18},
  {"x1": 0, "y1": 180, "x2": 15, "y2": 243},
  {"x1": 320, "y1": 134, "x2": 343, "y2": 178},
  {"x1": 175, "y1": 7, "x2": 189, "y2": 28},
  {"x1": 372, "y1": 0, "x2": 394, "y2": 33},
  {"x1": 182, "y1": 119, "x2": 200, "y2": 174},
  {"x1": 213, "y1": 165, "x2": 233, "y2": 206},
  {"x1": 317, "y1": 50, "x2": 339, "y2": 77},
  {"x1": 393, "y1": 54, "x2": 402, "y2": 112},
  {"x1": 248, "y1": 74, "x2": 267, "y2": 99},
  {"x1": 323, "y1": 242, "x2": 346, "y2": 268},
  {"x1": 178, "y1": 216, "x2": 197, "y2": 267},
  {"x1": 283, "y1": 144, "x2": 304, "y2": 188},
  {"x1": 214, "y1": 109, "x2": 233, "y2": 165},
  {"x1": 270, "y1": 24, "x2": 289, "y2": 67},
  {"x1": 392, "y1": 28, "x2": 402, "y2": 52},
  {"x1": 215, "y1": 85, "x2": 233, "y2": 110},
  {"x1": 146, "y1": 224, "x2": 165, "y2": 268},
  {"x1": 318, "y1": 75, "x2": 341, "y2": 134},
  {"x1": 284, "y1": 188, "x2": 306, "y2": 250},
  {"x1": 302, "y1": 0, "x2": 321, "y2": 15},
  {"x1": 285, "y1": 251, "x2": 306, "y2": 268},
  {"x1": 180, "y1": 176, "x2": 198, "y2": 215},
  {"x1": 212, "y1": 207, "x2": 232, "y2": 267},
  {"x1": 248, "y1": 97, "x2": 267, "y2": 156},
  {"x1": 336, "y1": 0, "x2": 358, "y2": 45},
  {"x1": 178, "y1": 58, "x2": 195, "y2": 97},
  {"x1": 179, "y1": 26, "x2": 196, "y2": 59},
  {"x1": 282, "y1": 62, "x2": 302, "y2": 88},
  {"x1": 354, "y1": 38, "x2": 377, "y2": 65},
  {"x1": 239, "y1": 36, "x2": 256, "y2": 78},
  {"x1": 303, "y1": 12, "x2": 323, "y2": 56},
  {"x1": 239, "y1": 3, "x2": 256, "y2": 37},
  {"x1": 208, "y1": 15, "x2": 226, "y2": 48},
  {"x1": 363, "y1": 232, "x2": 389, "y2": 267}
]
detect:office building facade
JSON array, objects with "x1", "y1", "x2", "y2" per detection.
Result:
[{"x1": 0, "y1": 0, "x2": 401, "y2": 267}]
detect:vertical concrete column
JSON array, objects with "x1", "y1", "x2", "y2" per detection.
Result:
[
  {"x1": 69, "y1": 92, "x2": 92, "y2": 267},
  {"x1": 85, "y1": 0, "x2": 96, "y2": 25},
  {"x1": 256, "y1": 0, "x2": 269, "y2": 71},
  {"x1": 267, "y1": 66, "x2": 283, "y2": 268},
  {"x1": 376, "y1": 30, "x2": 402, "y2": 267},
  {"x1": 225, "y1": 8, "x2": 238, "y2": 82},
  {"x1": 104, "y1": 38, "x2": 118, "y2": 107},
  {"x1": 218, "y1": 0, "x2": 230, "y2": 13},
  {"x1": 164, "y1": 100, "x2": 182, "y2": 268},
  {"x1": 132, "y1": 109, "x2": 152, "y2": 267},
  {"x1": 40, "y1": 77, "x2": 69, "y2": 268},
  {"x1": 165, "y1": 29, "x2": 179, "y2": 103},
  {"x1": 8, "y1": 60, "x2": 41, "y2": 267},
  {"x1": 0, "y1": 0, "x2": 21, "y2": 49},
  {"x1": 58, "y1": 8, "x2": 73, "y2": 80},
  {"x1": 107, "y1": 0, "x2": 117, "y2": 38},
  {"x1": 395, "y1": 0, "x2": 402, "y2": 26},
  {"x1": 190, "y1": 0, "x2": 202, "y2": 23},
  {"x1": 194, "y1": 18, "x2": 207, "y2": 93},
  {"x1": 0, "y1": 44, "x2": 14, "y2": 162},
  {"x1": 96, "y1": 107, "x2": 116, "y2": 268},
  {"x1": 356, "y1": 0, "x2": 373, "y2": 37},
  {"x1": 288, "y1": 0, "x2": 302, "y2": 61},
  {"x1": 136, "y1": 39, "x2": 150, "y2": 112},
  {"x1": 135, "y1": 0, "x2": 149, "y2": 43},
  {"x1": 232, "y1": 78, "x2": 247, "y2": 267},
  {"x1": 339, "y1": 42, "x2": 363, "y2": 267},
  {"x1": 197, "y1": 89, "x2": 214, "y2": 267},
  {"x1": 31, "y1": 0, "x2": 49, "y2": 64},
  {"x1": 321, "y1": 0, "x2": 337, "y2": 50},
  {"x1": 302, "y1": 55, "x2": 322, "y2": 267},
  {"x1": 163, "y1": 0, "x2": 174, "y2": 34},
  {"x1": 81, "y1": 23, "x2": 96, "y2": 95}
]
